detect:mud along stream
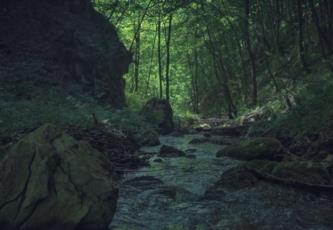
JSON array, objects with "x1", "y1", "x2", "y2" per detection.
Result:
[{"x1": 110, "y1": 134, "x2": 333, "y2": 230}]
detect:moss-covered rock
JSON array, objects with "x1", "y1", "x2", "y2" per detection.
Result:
[
  {"x1": 271, "y1": 161, "x2": 331, "y2": 185},
  {"x1": 242, "y1": 159, "x2": 332, "y2": 185},
  {"x1": 204, "y1": 167, "x2": 259, "y2": 197},
  {"x1": 0, "y1": 124, "x2": 118, "y2": 229},
  {"x1": 141, "y1": 98, "x2": 174, "y2": 134},
  {"x1": 243, "y1": 160, "x2": 278, "y2": 174},
  {"x1": 216, "y1": 137, "x2": 283, "y2": 161}
]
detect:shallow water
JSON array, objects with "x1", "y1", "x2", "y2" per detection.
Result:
[{"x1": 110, "y1": 135, "x2": 333, "y2": 230}]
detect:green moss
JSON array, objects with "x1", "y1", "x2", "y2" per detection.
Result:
[
  {"x1": 271, "y1": 161, "x2": 331, "y2": 184},
  {"x1": 150, "y1": 109, "x2": 165, "y2": 124},
  {"x1": 217, "y1": 137, "x2": 282, "y2": 161},
  {"x1": 243, "y1": 160, "x2": 278, "y2": 174},
  {"x1": 240, "y1": 138, "x2": 281, "y2": 154}
]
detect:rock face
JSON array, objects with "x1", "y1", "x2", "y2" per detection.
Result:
[
  {"x1": 0, "y1": 0, "x2": 131, "y2": 107},
  {"x1": 141, "y1": 98, "x2": 174, "y2": 134},
  {"x1": 0, "y1": 124, "x2": 118, "y2": 229},
  {"x1": 216, "y1": 137, "x2": 283, "y2": 161}
]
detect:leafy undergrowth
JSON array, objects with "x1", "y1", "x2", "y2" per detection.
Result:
[
  {"x1": 262, "y1": 82, "x2": 333, "y2": 135},
  {"x1": 0, "y1": 86, "x2": 157, "y2": 144},
  {"x1": 249, "y1": 81, "x2": 333, "y2": 159}
]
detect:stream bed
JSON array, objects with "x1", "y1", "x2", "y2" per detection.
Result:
[{"x1": 110, "y1": 134, "x2": 333, "y2": 230}]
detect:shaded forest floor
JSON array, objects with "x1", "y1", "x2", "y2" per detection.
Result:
[{"x1": 1, "y1": 80, "x2": 333, "y2": 175}]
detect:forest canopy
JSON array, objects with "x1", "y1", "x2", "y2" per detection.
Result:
[{"x1": 93, "y1": 0, "x2": 333, "y2": 118}]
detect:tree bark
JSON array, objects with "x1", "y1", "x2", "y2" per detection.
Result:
[
  {"x1": 133, "y1": 14, "x2": 141, "y2": 92},
  {"x1": 244, "y1": 0, "x2": 258, "y2": 106},
  {"x1": 157, "y1": 12, "x2": 163, "y2": 99},
  {"x1": 297, "y1": 0, "x2": 309, "y2": 71},
  {"x1": 145, "y1": 26, "x2": 158, "y2": 96},
  {"x1": 165, "y1": 13, "x2": 173, "y2": 102},
  {"x1": 206, "y1": 27, "x2": 237, "y2": 119},
  {"x1": 308, "y1": 0, "x2": 332, "y2": 57}
]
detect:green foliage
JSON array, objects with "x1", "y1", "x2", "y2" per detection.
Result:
[
  {"x1": 0, "y1": 88, "x2": 97, "y2": 132},
  {"x1": 251, "y1": 80, "x2": 333, "y2": 137},
  {"x1": 281, "y1": 82, "x2": 333, "y2": 132},
  {"x1": 0, "y1": 87, "x2": 155, "y2": 136},
  {"x1": 106, "y1": 108, "x2": 157, "y2": 133},
  {"x1": 126, "y1": 92, "x2": 147, "y2": 112},
  {"x1": 93, "y1": 0, "x2": 333, "y2": 119}
]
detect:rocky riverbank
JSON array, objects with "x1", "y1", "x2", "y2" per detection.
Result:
[{"x1": 110, "y1": 126, "x2": 333, "y2": 230}]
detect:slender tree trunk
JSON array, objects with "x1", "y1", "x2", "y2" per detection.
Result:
[
  {"x1": 133, "y1": 15, "x2": 141, "y2": 92},
  {"x1": 165, "y1": 14, "x2": 173, "y2": 102},
  {"x1": 189, "y1": 49, "x2": 200, "y2": 113},
  {"x1": 206, "y1": 27, "x2": 237, "y2": 119},
  {"x1": 274, "y1": 0, "x2": 282, "y2": 54},
  {"x1": 145, "y1": 26, "x2": 158, "y2": 96},
  {"x1": 297, "y1": 0, "x2": 309, "y2": 71},
  {"x1": 237, "y1": 40, "x2": 249, "y2": 104},
  {"x1": 308, "y1": 0, "x2": 332, "y2": 57},
  {"x1": 157, "y1": 12, "x2": 163, "y2": 99},
  {"x1": 327, "y1": 0, "x2": 333, "y2": 40},
  {"x1": 194, "y1": 49, "x2": 200, "y2": 113},
  {"x1": 213, "y1": 58, "x2": 237, "y2": 119},
  {"x1": 244, "y1": 0, "x2": 258, "y2": 106}
]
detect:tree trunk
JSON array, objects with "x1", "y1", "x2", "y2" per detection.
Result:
[
  {"x1": 145, "y1": 25, "x2": 158, "y2": 96},
  {"x1": 165, "y1": 13, "x2": 173, "y2": 102},
  {"x1": 308, "y1": 0, "x2": 332, "y2": 57},
  {"x1": 297, "y1": 0, "x2": 309, "y2": 71},
  {"x1": 206, "y1": 27, "x2": 237, "y2": 119},
  {"x1": 188, "y1": 49, "x2": 200, "y2": 113},
  {"x1": 244, "y1": 0, "x2": 258, "y2": 106},
  {"x1": 157, "y1": 12, "x2": 163, "y2": 99},
  {"x1": 133, "y1": 15, "x2": 141, "y2": 92}
]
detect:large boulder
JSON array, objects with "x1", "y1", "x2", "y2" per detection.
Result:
[
  {"x1": 141, "y1": 98, "x2": 174, "y2": 134},
  {"x1": 0, "y1": 0, "x2": 131, "y2": 107},
  {"x1": 0, "y1": 124, "x2": 118, "y2": 229},
  {"x1": 216, "y1": 137, "x2": 283, "y2": 161},
  {"x1": 204, "y1": 167, "x2": 259, "y2": 199}
]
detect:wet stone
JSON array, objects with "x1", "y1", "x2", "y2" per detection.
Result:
[
  {"x1": 153, "y1": 158, "x2": 163, "y2": 163},
  {"x1": 159, "y1": 145, "x2": 185, "y2": 158},
  {"x1": 111, "y1": 134, "x2": 333, "y2": 230}
]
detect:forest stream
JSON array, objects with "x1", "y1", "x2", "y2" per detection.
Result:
[
  {"x1": 1, "y1": 1, "x2": 333, "y2": 229},
  {"x1": 110, "y1": 134, "x2": 333, "y2": 230}
]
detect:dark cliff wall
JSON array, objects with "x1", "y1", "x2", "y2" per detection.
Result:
[{"x1": 0, "y1": 0, "x2": 131, "y2": 107}]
